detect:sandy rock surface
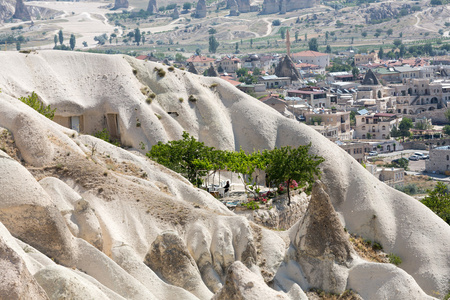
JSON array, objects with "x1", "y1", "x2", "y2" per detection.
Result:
[{"x1": 0, "y1": 51, "x2": 447, "y2": 299}]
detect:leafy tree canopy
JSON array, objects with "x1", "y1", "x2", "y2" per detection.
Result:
[{"x1": 421, "y1": 182, "x2": 450, "y2": 224}]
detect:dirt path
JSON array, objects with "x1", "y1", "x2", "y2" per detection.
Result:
[{"x1": 413, "y1": 7, "x2": 435, "y2": 33}]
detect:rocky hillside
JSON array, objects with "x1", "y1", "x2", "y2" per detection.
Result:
[{"x1": 0, "y1": 51, "x2": 448, "y2": 299}]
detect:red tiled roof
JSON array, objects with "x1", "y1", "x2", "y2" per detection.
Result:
[
  {"x1": 136, "y1": 55, "x2": 148, "y2": 60},
  {"x1": 295, "y1": 63, "x2": 320, "y2": 68},
  {"x1": 220, "y1": 76, "x2": 241, "y2": 87},
  {"x1": 374, "y1": 113, "x2": 396, "y2": 117},
  {"x1": 292, "y1": 50, "x2": 329, "y2": 57},
  {"x1": 187, "y1": 55, "x2": 215, "y2": 63}
]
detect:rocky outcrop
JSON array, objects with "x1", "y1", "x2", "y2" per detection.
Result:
[
  {"x1": 13, "y1": 0, "x2": 31, "y2": 21},
  {"x1": 187, "y1": 62, "x2": 199, "y2": 74},
  {"x1": 275, "y1": 55, "x2": 302, "y2": 82},
  {"x1": 171, "y1": 6, "x2": 179, "y2": 19},
  {"x1": 0, "y1": 235, "x2": 49, "y2": 299},
  {"x1": 147, "y1": 0, "x2": 157, "y2": 14},
  {"x1": 362, "y1": 69, "x2": 380, "y2": 85},
  {"x1": 113, "y1": 0, "x2": 128, "y2": 10},
  {"x1": 363, "y1": 3, "x2": 414, "y2": 23},
  {"x1": 195, "y1": 0, "x2": 207, "y2": 18},
  {"x1": 212, "y1": 261, "x2": 294, "y2": 300},
  {"x1": 228, "y1": 0, "x2": 239, "y2": 16},
  {"x1": 144, "y1": 232, "x2": 213, "y2": 299},
  {"x1": 227, "y1": 0, "x2": 250, "y2": 12},
  {"x1": 206, "y1": 63, "x2": 219, "y2": 77},
  {"x1": 262, "y1": 0, "x2": 315, "y2": 14},
  {"x1": 293, "y1": 181, "x2": 354, "y2": 294}
]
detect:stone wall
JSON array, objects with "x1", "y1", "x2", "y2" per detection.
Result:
[{"x1": 404, "y1": 108, "x2": 447, "y2": 125}]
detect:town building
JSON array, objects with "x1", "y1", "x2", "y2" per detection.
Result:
[
  {"x1": 354, "y1": 53, "x2": 378, "y2": 65},
  {"x1": 258, "y1": 75, "x2": 291, "y2": 89},
  {"x1": 291, "y1": 50, "x2": 330, "y2": 68},
  {"x1": 186, "y1": 55, "x2": 216, "y2": 72},
  {"x1": 426, "y1": 145, "x2": 450, "y2": 174},
  {"x1": 390, "y1": 78, "x2": 449, "y2": 115},
  {"x1": 217, "y1": 56, "x2": 241, "y2": 73},
  {"x1": 354, "y1": 112, "x2": 401, "y2": 140},
  {"x1": 338, "y1": 141, "x2": 371, "y2": 163},
  {"x1": 287, "y1": 88, "x2": 330, "y2": 108},
  {"x1": 304, "y1": 110, "x2": 352, "y2": 140}
]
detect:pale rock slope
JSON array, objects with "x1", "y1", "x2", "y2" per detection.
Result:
[{"x1": 0, "y1": 51, "x2": 448, "y2": 299}]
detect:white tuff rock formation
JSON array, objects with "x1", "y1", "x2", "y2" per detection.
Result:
[{"x1": 0, "y1": 51, "x2": 447, "y2": 299}]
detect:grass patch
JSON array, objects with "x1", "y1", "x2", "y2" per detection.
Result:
[
  {"x1": 154, "y1": 67, "x2": 166, "y2": 78},
  {"x1": 388, "y1": 253, "x2": 402, "y2": 266},
  {"x1": 349, "y1": 235, "x2": 387, "y2": 263}
]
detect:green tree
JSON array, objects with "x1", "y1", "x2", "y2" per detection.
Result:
[
  {"x1": 147, "y1": 132, "x2": 215, "y2": 187},
  {"x1": 352, "y1": 67, "x2": 360, "y2": 78},
  {"x1": 421, "y1": 182, "x2": 450, "y2": 224},
  {"x1": 398, "y1": 118, "x2": 413, "y2": 141},
  {"x1": 361, "y1": 31, "x2": 367, "y2": 37},
  {"x1": 295, "y1": 31, "x2": 299, "y2": 42},
  {"x1": 378, "y1": 46, "x2": 384, "y2": 60},
  {"x1": 387, "y1": 28, "x2": 393, "y2": 36},
  {"x1": 69, "y1": 34, "x2": 76, "y2": 50},
  {"x1": 183, "y1": 2, "x2": 192, "y2": 10},
  {"x1": 393, "y1": 39, "x2": 402, "y2": 48},
  {"x1": 250, "y1": 38, "x2": 253, "y2": 48},
  {"x1": 208, "y1": 28, "x2": 217, "y2": 35},
  {"x1": 236, "y1": 67, "x2": 248, "y2": 77},
  {"x1": 264, "y1": 144, "x2": 324, "y2": 205},
  {"x1": 134, "y1": 28, "x2": 141, "y2": 45},
  {"x1": 443, "y1": 125, "x2": 450, "y2": 135},
  {"x1": 399, "y1": 44, "x2": 406, "y2": 58},
  {"x1": 308, "y1": 38, "x2": 318, "y2": 51},
  {"x1": 235, "y1": 42, "x2": 239, "y2": 53},
  {"x1": 58, "y1": 29, "x2": 64, "y2": 45},
  {"x1": 54, "y1": 35, "x2": 58, "y2": 47},
  {"x1": 445, "y1": 109, "x2": 450, "y2": 123},
  {"x1": 209, "y1": 35, "x2": 219, "y2": 53},
  {"x1": 19, "y1": 92, "x2": 56, "y2": 120},
  {"x1": 280, "y1": 27, "x2": 286, "y2": 39},
  {"x1": 305, "y1": 33, "x2": 307, "y2": 41},
  {"x1": 325, "y1": 45, "x2": 331, "y2": 53},
  {"x1": 16, "y1": 42, "x2": 20, "y2": 51}
]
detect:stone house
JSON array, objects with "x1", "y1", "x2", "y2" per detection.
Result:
[
  {"x1": 426, "y1": 146, "x2": 450, "y2": 174},
  {"x1": 186, "y1": 55, "x2": 216, "y2": 73},
  {"x1": 354, "y1": 113, "x2": 401, "y2": 140},
  {"x1": 291, "y1": 50, "x2": 330, "y2": 69},
  {"x1": 217, "y1": 56, "x2": 241, "y2": 73},
  {"x1": 258, "y1": 75, "x2": 291, "y2": 89},
  {"x1": 354, "y1": 53, "x2": 378, "y2": 65}
]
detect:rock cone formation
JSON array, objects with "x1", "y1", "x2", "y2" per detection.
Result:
[
  {"x1": 113, "y1": 0, "x2": 129, "y2": 10},
  {"x1": 187, "y1": 62, "x2": 199, "y2": 74},
  {"x1": 362, "y1": 69, "x2": 380, "y2": 85},
  {"x1": 196, "y1": 0, "x2": 207, "y2": 18},
  {"x1": 293, "y1": 181, "x2": 354, "y2": 293},
  {"x1": 147, "y1": 0, "x2": 157, "y2": 14},
  {"x1": 13, "y1": 0, "x2": 31, "y2": 21},
  {"x1": 206, "y1": 63, "x2": 219, "y2": 77},
  {"x1": 171, "y1": 6, "x2": 179, "y2": 19},
  {"x1": 275, "y1": 55, "x2": 302, "y2": 82}
]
